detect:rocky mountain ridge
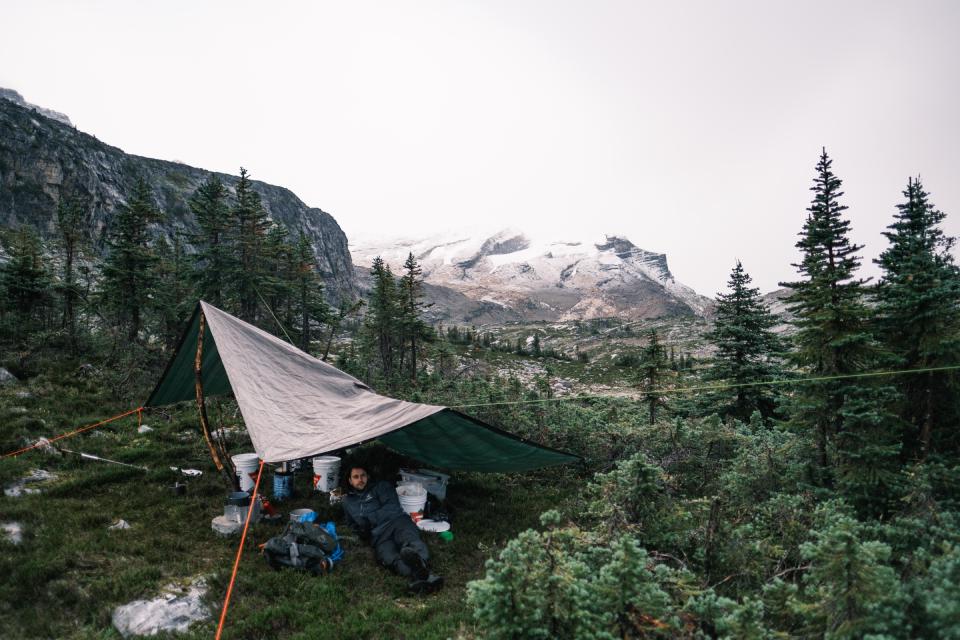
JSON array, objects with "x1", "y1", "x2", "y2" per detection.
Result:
[
  {"x1": 352, "y1": 228, "x2": 713, "y2": 324},
  {"x1": 0, "y1": 91, "x2": 355, "y2": 301}
]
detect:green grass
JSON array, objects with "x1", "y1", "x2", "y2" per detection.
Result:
[{"x1": 0, "y1": 386, "x2": 577, "y2": 639}]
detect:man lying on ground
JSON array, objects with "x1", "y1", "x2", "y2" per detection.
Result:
[{"x1": 342, "y1": 464, "x2": 443, "y2": 594}]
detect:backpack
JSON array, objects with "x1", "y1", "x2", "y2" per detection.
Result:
[{"x1": 263, "y1": 521, "x2": 342, "y2": 575}]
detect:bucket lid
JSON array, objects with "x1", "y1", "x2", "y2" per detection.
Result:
[
  {"x1": 313, "y1": 456, "x2": 341, "y2": 463},
  {"x1": 232, "y1": 453, "x2": 260, "y2": 463}
]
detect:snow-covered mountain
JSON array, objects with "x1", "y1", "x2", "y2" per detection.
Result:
[{"x1": 351, "y1": 228, "x2": 712, "y2": 324}]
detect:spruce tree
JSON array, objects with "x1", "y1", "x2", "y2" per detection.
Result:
[
  {"x1": 780, "y1": 150, "x2": 899, "y2": 500},
  {"x1": 291, "y1": 231, "x2": 331, "y2": 354},
  {"x1": 229, "y1": 168, "x2": 270, "y2": 323},
  {"x1": 188, "y1": 175, "x2": 231, "y2": 307},
  {"x1": 0, "y1": 226, "x2": 52, "y2": 341},
  {"x1": 101, "y1": 177, "x2": 162, "y2": 342},
  {"x1": 262, "y1": 223, "x2": 295, "y2": 334},
  {"x1": 54, "y1": 195, "x2": 88, "y2": 350},
  {"x1": 639, "y1": 328, "x2": 669, "y2": 424},
  {"x1": 399, "y1": 252, "x2": 427, "y2": 381},
  {"x1": 796, "y1": 508, "x2": 905, "y2": 638},
  {"x1": 152, "y1": 233, "x2": 195, "y2": 349},
  {"x1": 874, "y1": 177, "x2": 960, "y2": 459},
  {"x1": 704, "y1": 260, "x2": 785, "y2": 422},
  {"x1": 365, "y1": 256, "x2": 400, "y2": 380}
]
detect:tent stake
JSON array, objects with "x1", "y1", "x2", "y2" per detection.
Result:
[{"x1": 196, "y1": 310, "x2": 239, "y2": 491}]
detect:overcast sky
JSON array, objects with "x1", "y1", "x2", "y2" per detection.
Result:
[{"x1": 2, "y1": 1, "x2": 958, "y2": 295}]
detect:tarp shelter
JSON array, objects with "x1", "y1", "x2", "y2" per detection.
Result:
[{"x1": 146, "y1": 302, "x2": 579, "y2": 471}]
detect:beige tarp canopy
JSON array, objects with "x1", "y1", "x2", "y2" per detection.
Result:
[{"x1": 146, "y1": 302, "x2": 579, "y2": 471}]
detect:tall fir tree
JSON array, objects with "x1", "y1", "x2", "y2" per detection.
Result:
[
  {"x1": 874, "y1": 177, "x2": 960, "y2": 459},
  {"x1": 229, "y1": 168, "x2": 270, "y2": 323},
  {"x1": 780, "y1": 150, "x2": 899, "y2": 503},
  {"x1": 365, "y1": 256, "x2": 400, "y2": 380},
  {"x1": 291, "y1": 231, "x2": 331, "y2": 354},
  {"x1": 101, "y1": 177, "x2": 162, "y2": 342},
  {"x1": 262, "y1": 223, "x2": 296, "y2": 334},
  {"x1": 188, "y1": 175, "x2": 231, "y2": 307},
  {"x1": 639, "y1": 328, "x2": 669, "y2": 424},
  {"x1": 54, "y1": 195, "x2": 88, "y2": 350},
  {"x1": 0, "y1": 226, "x2": 52, "y2": 341},
  {"x1": 399, "y1": 252, "x2": 427, "y2": 381},
  {"x1": 153, "y1": 233, "x2": 195, "y2": 349},
  {"x1": 703, "y1": 261, "x2": 785, "y2": 422}
]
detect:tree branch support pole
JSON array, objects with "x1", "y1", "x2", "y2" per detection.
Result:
[{"x1": 196, "y1": 311, "x2": 239, "y2": 491}]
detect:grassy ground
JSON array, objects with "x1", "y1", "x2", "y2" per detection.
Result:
[{"x1": 0, "y1": 387, "x2": 577, "y2": 639}]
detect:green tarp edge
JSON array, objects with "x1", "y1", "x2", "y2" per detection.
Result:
[{"x1": 379, "y1": 409, "x2": 580, "y2": 472}]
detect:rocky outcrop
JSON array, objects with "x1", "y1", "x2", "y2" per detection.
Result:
[
  {"x1": 0, "y1": 88, "x2": 72, "y2": 126},
  {"x1": 0, "y1": 94, "x2": 356, "y2": 301}
]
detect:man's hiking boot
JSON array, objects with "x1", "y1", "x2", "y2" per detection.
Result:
[
  {"x1": 400, "y1": 546, "x2": 430, "y2": 581},
  {"x1": 408, "y1": 574, "x2": 444, "y2": 595}
]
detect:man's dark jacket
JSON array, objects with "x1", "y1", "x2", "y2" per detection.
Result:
[{"x1": 343, "y1": 480, "x2": 408, "y2": 543}]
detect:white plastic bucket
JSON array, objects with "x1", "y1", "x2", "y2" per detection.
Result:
[
  {"x1": 312, "y1": 456, "x2": 341, "y2": 492},
  {"x1": 232, "y1": 453, "x2": 260, "y2": 492},
  {"x1": 396, "y1": 482, "x2": 428, "y2": 514}
]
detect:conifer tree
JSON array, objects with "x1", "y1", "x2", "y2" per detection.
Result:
[
  {"x1": 0, "y1": 226, "x2": 52, "y2": 340},
  {"x1": 54, "y1": 195, "x2": 88, "y2": 350},
  {"x1": 290, "y1": 231, "x2": 331, "y2": 353},
  {"x1": 262, "y1": 223, "x2": 295, "y2": 334},
  {"x1": 704, "y1": 260, "x2": 785, "y2": 421},
  {"x1": 796, "y1": 508, "x2": 904, "y2": 638},
  {"x1": 229, "y1": 168, "x2": 270, "y2": 322},
  {"x1": 101, "y1": 177, "x2": 162, "y2": 342},
  {"x1": 639, "y1": 328, "x2": 669, "y2": 424},
  {"x1": 365, "y1": 256, "x2": 400, "y2": 379},
  {"x1": 399, "y1": 252, "x2": 427, "y2": 381},
  {"x1": 780, "y1": 150, "x2": 899, "y2": 497},
  {"x1": 874, "y1": 177, "x2": 960, "y2": 458},
  {"x1": 188, "y1": 175, "x2": 231, "y2": 307},
  {"x1": 153, "y1": 233, "x2": 195, "y2": 349}
]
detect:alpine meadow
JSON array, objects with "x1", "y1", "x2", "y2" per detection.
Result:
[{"x1": 3, "y1": 3, "x2": 960, "y2": 639}]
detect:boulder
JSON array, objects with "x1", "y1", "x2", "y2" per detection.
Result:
[
  {"x1": 211, "y1": 515, "x2": 243, "y2": 537},
  {"x1": 4, "y1": 469, "x2": 58, "y2": 498},
  {"x1": 1, "y1": 522, "x2": 23, "y2": 545},
  {"x1": 0, "y1": 368, "x2": 17, "y2": 386},
  {"x1": 111, "y1": 579, "x2": 209, "y2": 638}
]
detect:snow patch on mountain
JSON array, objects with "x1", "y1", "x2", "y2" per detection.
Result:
[{"x1": 351, "y1": 227, "x2": 712, "y2": 323}]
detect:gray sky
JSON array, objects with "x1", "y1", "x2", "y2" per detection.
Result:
[{"x1": 2, "y1": 0, "x2": 958, "y2": 295}]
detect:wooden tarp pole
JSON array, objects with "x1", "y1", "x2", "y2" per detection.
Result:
[{"x1": 196, "y1": 310, "x2": 239, "y2": 491}]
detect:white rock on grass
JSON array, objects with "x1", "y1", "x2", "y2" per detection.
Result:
[
  {"x1": 111, "y1": 579, "x2": 209, "y2": 638},
  {"x1": 211, "y1": 515, "x2": 243, "y2": 536},
  {"x1": 1, "y1": 522, "x2": 23, "y2": 545},
  {"x1": 108, "y1": 519, "x2": 131, "y2": 530},
  {"x1": 0, "y1": 367, "x2": 17, "y2": 385},
  {"x1": 137, "y1": 425, "x2": 153, "y2": 434},
  {"x1": 3, "y1": 469, "x2": 58, "y2": 498}
]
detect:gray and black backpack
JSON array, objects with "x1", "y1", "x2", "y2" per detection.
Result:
[{"x1": 262, "y1": 521, "x2": 340, "y2": 575}]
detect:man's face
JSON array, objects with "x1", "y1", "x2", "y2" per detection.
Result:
[{"x1": 349, "y1": 467, "x2": 368, "y2": 491}]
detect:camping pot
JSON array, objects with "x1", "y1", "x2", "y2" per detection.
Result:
[
  {"x1": 170, "y1": 482, "x2": 187, "y2": 496},
  {"x1": 227, "y1": 491, "x2": 251, "y2": 507}
]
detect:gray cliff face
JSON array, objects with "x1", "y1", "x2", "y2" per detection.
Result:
[{"x1": 0, "y1": 95, "x2": 356, "y2": 302}]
